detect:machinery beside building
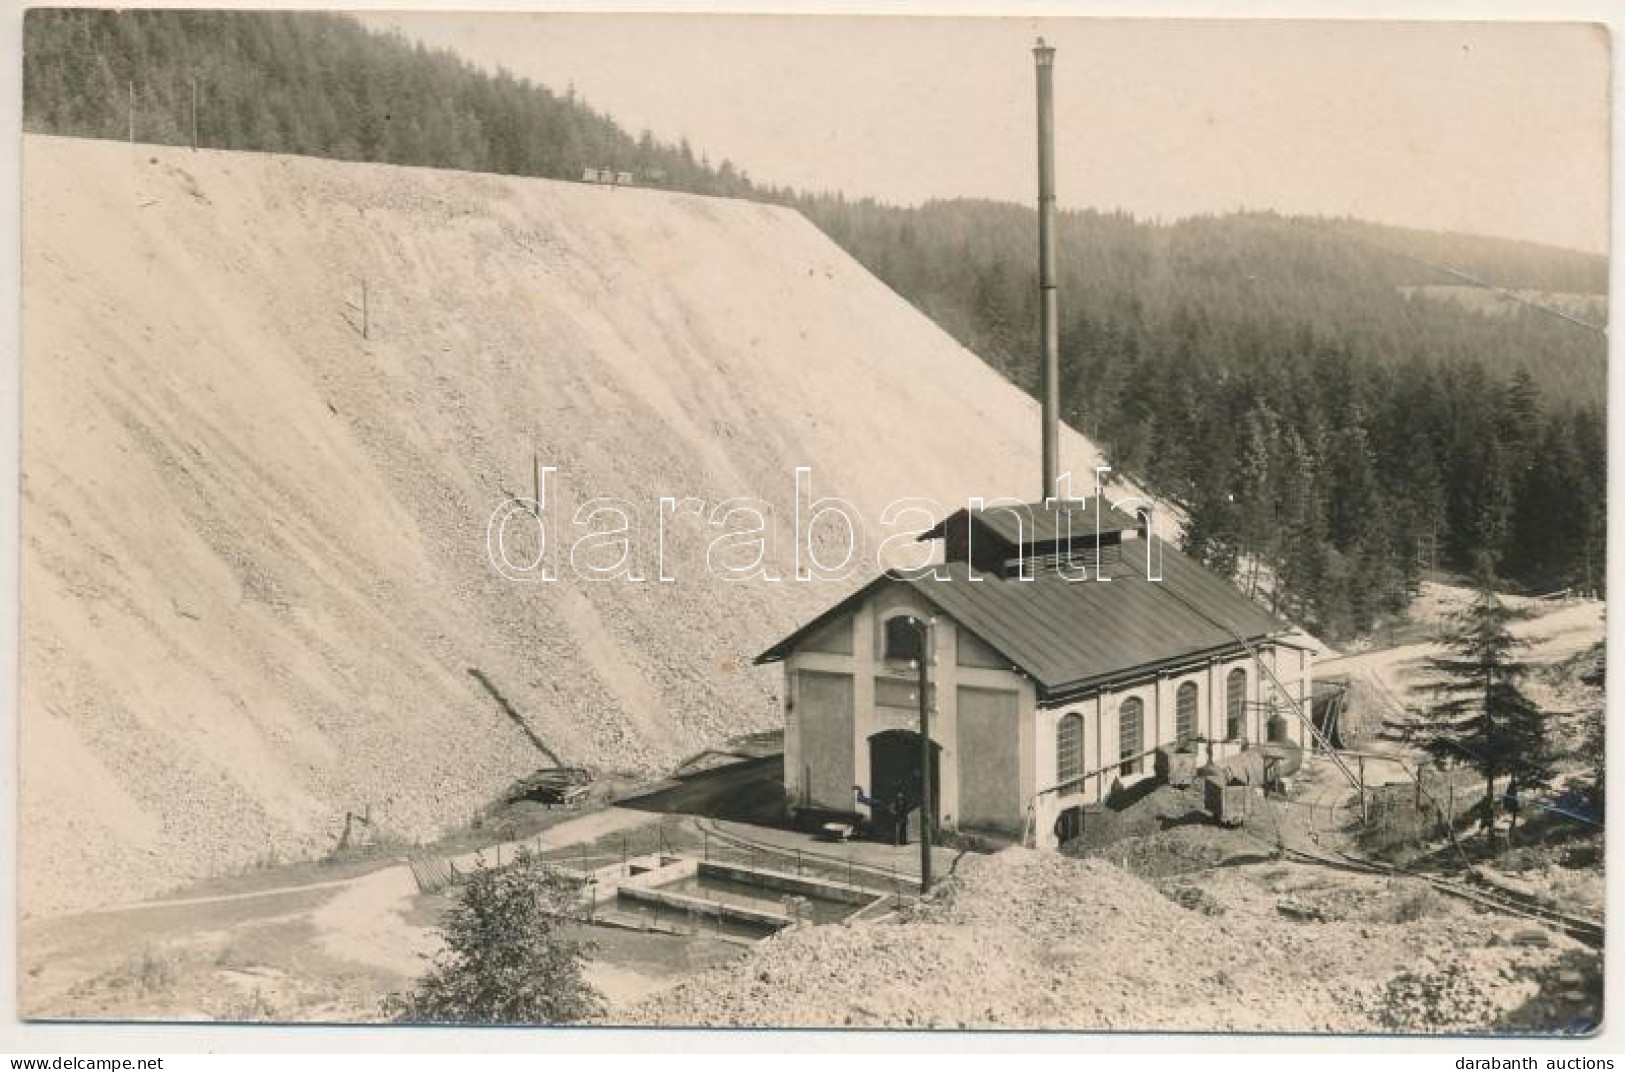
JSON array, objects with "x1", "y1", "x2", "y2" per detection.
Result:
[{"x1": 756, "y1": 498, "x2": 1315, "y2": 850}]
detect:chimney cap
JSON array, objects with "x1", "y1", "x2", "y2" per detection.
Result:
[{"x1": 1034, "y1": 37, "x2": 1056, "y2": 64}]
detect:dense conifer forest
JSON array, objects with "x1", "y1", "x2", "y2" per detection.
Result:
[{"x1": 24, "y1": 8, "x2": 1609, "y2": 638}]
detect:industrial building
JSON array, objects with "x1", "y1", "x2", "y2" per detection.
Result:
[
  {"x1": 756, "y1": 498, "x2": 1313, "y2": 848},
  {"x1": 757, "y1": 39, "x2": 1311, "y2": 850}
]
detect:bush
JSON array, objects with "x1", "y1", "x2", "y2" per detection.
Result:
[
  {"x1": 383, "y1": 849, "x2": 602, "y2": 1024},
  {"x1": 1385, "y1": 885, "x2": 1436, "y2": 923}
]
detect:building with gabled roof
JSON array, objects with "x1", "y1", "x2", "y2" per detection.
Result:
[{"x1": 756, "y1": 501, "x2": 1312, "y2": 847}]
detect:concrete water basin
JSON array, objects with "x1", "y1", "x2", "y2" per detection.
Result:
[{"x1": 609, "y1": 856, "x2": 881, "y2": 936}]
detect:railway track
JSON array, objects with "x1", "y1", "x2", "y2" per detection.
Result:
[
  {"x1": 1283, "y1": 779, "x2": 1603, "y2": 945},
  {"x1": 700, "y1": 811, "x2": 1603, "y2": 948},
  {"x1": 1251, "y1": 832, "x2": 1605, "y2": 947},
  {"x1": 1329, "y1": 848, "x2": 1600, "y2": 947}
]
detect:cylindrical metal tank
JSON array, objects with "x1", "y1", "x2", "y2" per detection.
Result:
[{"x1": 1258, "y1": 742, "x2": 1303, "y2": 780}]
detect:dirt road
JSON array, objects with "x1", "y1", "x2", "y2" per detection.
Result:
[
  {"x1": 19, "y1": 805, "x2": 668, "y2": 1020},
  {"x1": 1319, "y1": 582, "x2": 1604, "y2": 750}
]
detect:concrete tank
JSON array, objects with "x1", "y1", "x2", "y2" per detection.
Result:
[
  {"x1": 1155, "y1": 745, "x2": 1202, "y2": 788},
  {"x1": 1198, "y1": 749, "x2": 1266, "y2": 787}
]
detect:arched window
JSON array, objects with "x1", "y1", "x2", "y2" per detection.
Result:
[
  {"x1": 1175, "y1": 682, "x2": 1198, "y2": 744},
  {"x1": 1119, "y1": 697, "x2": 1144, "y2": 776},
  {"x1": 1226, "y1": 668, "x2": 1247, "y2": 741},
  {"x1": 1057, "y1": 713, "x2": 1084, "y2": 788},
  {"x1": 883, "y1": 615, "x2": 923, "y2": 663}
]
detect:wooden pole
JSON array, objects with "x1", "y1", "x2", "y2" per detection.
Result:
[
  {"x1": 191, "y1": 75, "x2": 198, "y2": 150},
  {"x1": 1358, "y1": 755, "x2": 1368, "y2": 825},
  {"x1": 915, "y1": 618, "x2": 933, "y2": 895},
  {"x1": 128, "y1": 81, "x2": 135, "y2": 144}
]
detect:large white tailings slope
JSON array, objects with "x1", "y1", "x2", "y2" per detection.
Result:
[{"x1": 21, "y1": 135, "x2": 1124, "y2": 913}]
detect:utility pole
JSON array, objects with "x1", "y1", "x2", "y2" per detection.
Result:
[{"x1": 912, "y1": 616, "x2": 934, "y2": 894}]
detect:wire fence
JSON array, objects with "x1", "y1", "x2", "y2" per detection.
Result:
[{"x1": 413, "y1": 812, "x2": 918, "y2": 933}]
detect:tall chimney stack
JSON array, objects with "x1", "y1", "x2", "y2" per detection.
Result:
[{"x1": 1034, "y1": 37, "x2": 1060, "y2": 502}]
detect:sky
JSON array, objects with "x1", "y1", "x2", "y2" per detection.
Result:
[{"x1": 361, "y1": 14, "x2": 1611, "y2": 254}]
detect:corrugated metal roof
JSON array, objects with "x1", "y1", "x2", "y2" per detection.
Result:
[
  {"x1": 920, "y1": 499, "x2": 1142, "y2": 547},
  {"x1": 756, "y1": 537, "x2": 1286, "y2": 699}
]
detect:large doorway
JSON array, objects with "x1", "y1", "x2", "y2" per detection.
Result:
[{"x1": 868, "y1": 729, "x2": 941, "y2": 840}]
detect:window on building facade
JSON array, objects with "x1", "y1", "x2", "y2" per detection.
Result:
[
  {"x1": 1175, "y1": 681, "x2": 1198, "y2": 744},
  {"x1": 874, "y1": 677, "x2": 933, "y2": 717},
  {"x1": 1057, "y1": 712, "x2": 1084, "y2": 788},
  {"x1": 882, "y1": 615, "x2": 923, "y2": 663},
  {"x1": 1119, "y1": 697, "x2": 1144, "y2": 776},
  {"x1": 1226, "y1": 668, "x2": 1247, "y2": 740}
]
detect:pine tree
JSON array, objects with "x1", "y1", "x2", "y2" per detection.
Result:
[
  {"x1": 1275, "y1": 426, "x2": 1327, "y2": 625},
  {"x1": 1181, "y1": 482, "x2": 1241, "y2": 582},
  {"x1": 1235, "y1": 399, "x2": 1280, "y2": 599},
  {"x1": 1582, "y1": 686, "x2": 1605, "y2": 818},
  {"x1": 1419, "y1": 561, "x2": 1552, "y2": 849}
]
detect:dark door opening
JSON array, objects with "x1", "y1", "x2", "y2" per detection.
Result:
[
  {"x1": 868, "y1": 729, "x2": 941, "y2": 843},
  {"x1": 1055, "y1": 805, "x2": 1085, "y2": 843}
]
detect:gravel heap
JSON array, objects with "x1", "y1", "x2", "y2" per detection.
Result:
[
  {"x1": 23, "y1": 135, "x2": 1131, "y2": 914},
  {"x1": 1358, "y1": 970, "x2": 1522, "y2": 1033},
  {"x1": 617, "y1": 848, "x2": 1584, "y2": 1032}
]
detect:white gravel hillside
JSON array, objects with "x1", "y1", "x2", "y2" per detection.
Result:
[{"x1": 20, "y1": 136, "x2": 1125, "y2": 913}]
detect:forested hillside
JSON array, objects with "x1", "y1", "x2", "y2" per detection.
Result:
[
  {"x1": 802, "y1": 197, "x2": 1608, "y2": 634},
  {"x1": 24, "y1": 7, "x2": 1608, "y2": 639},
  {"x1": 22, "y1": 9, "x2": 763, "y2": 196}
]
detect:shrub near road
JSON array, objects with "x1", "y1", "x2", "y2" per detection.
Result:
[{"x1": 384, "y1": 850, "x2": 601, "y2": 1024}]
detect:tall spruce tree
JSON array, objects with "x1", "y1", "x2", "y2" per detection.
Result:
[{"x1": 1420, "y1": 561, "x2": 1552, "y2": 848}]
